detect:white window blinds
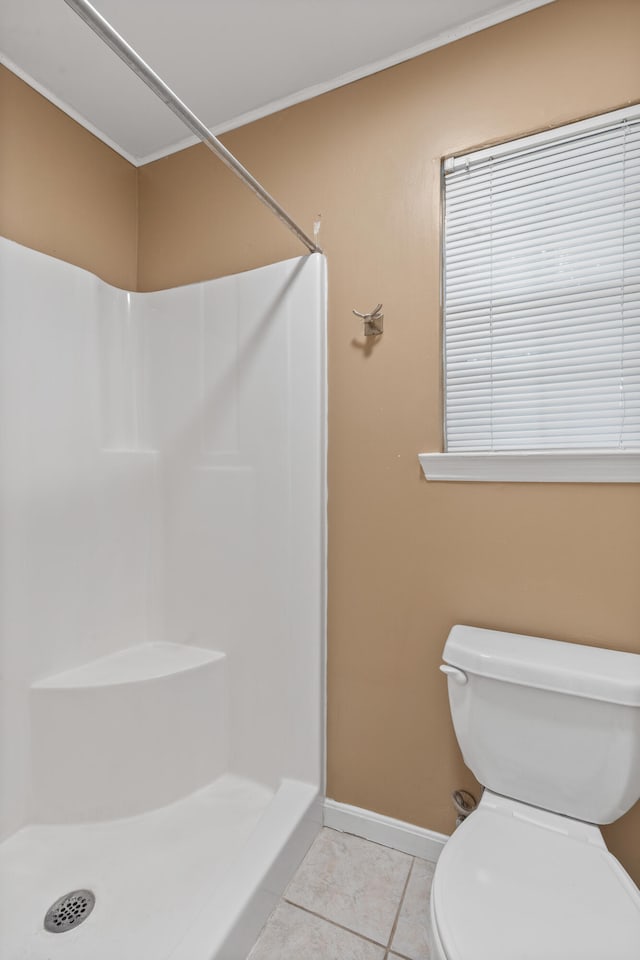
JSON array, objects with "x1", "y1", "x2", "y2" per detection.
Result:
[{"x1": 443, "y1": 108, "x2": 640, "y2": 453}]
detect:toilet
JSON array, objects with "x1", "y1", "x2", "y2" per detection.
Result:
[{"x1": 430, "y1": 625, "x2": 640, "y2": 960}]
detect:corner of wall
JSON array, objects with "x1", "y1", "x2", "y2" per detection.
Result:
[{"x1": 135, "y1": 164, "x2": 141, "y2": 293}]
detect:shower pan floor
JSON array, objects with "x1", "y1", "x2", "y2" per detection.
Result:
[{"x1": 0, "y1": 774, "x2": 274, "y2": 960}]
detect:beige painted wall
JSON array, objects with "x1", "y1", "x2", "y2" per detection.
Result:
[
  {"x1": 0, "y1": 65, "x2": 137, "y2": 289},
  {"x1": 2, "y1": 0, "x2": 640, "y2": 883},
  {"x1": 137, "y1": 0, "x2": 640, "y2": 882}
]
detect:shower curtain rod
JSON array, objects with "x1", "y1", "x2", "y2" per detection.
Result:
[{"x1": 63, "y1": 0, "x2": 321, "y2": 255}]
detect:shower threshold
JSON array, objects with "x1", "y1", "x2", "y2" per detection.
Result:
[{"x1": 0, "y1": 774, "x2": 320, "y2": 959}]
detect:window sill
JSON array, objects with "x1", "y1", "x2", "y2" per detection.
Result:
[{"x1": 418, "y1": 451, "x2": 640, "y2": 483}]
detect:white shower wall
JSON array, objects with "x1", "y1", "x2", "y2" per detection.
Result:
[{"x1": 0, "y1": 238, "x2": 325, "y2": 838}]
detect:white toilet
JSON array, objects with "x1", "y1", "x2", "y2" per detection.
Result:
[{"x1": 430, "y1": 625, "x2": 640, "y2": 960}]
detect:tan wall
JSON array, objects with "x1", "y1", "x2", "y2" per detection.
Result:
[
  {"x1": 2, "y1": 0, "x2": 640, "y2": 883},
  {"x1": 0, "y1": 65, "x2": 137, "y2": 289},
  {"x1": 138, "y1": 0, "x2": 640, "y2": 882}
]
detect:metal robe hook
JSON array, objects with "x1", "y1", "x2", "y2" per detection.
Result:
[{"x1": 353, "y1": 303, "x2": 384, "y2": 336}]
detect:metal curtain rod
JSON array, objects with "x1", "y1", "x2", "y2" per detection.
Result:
[{"x1": 63, "y1": 0, "x2": 321, "y2": 254}]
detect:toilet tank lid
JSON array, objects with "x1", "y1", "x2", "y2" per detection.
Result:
[{"x1": 443, "y1": 626, "x2": 640, "y2": 707}]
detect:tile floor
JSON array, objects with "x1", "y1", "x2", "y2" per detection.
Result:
[{"x1": 248, "y1": 828, "x2": 435, "y2": 960}]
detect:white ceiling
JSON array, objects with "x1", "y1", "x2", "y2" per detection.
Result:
[{"x1": 1, "y1": 0, "x2": 555, "y2": 165}]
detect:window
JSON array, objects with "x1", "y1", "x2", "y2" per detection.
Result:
[{"x1": 420, "y1": 106, "x2": 640, "y2": 482}]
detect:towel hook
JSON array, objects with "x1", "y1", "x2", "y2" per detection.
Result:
[{"x1": 353, "y1": 303, "x2": 384, "y2": 336}]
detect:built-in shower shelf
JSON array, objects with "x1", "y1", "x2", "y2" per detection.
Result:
[
  {"x1": 30, "y1": 642, "x2": 228, "y2": 823},
  {"x1": 32, "y1": 642, "x2": 224, "y2": 689}
]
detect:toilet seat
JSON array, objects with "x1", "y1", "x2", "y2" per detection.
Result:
[{"x1": 431, "y1": 791, "x2": 640, "y2": 960}]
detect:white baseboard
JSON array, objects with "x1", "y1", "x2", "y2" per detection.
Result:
[{"x1": 323, "y1": 799, "x2": 449, "y2": 863}]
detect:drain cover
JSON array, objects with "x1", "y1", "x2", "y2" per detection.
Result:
[{"x1": 44, "y1": 889, "x2": 95, "y2": 933}]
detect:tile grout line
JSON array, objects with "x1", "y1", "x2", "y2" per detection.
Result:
[
  {"x1": 282, "y1": 898, "x2": 392, "y2": 951},
  {"x1": 277, "y1": 831, "x2": 424, "y2": 959},
  {"x1": 383, "y1": 855, "x2": 415, "y2": 959},
  {"x1": 283, "y1": 850, "x2": 415, "y2": 957}
]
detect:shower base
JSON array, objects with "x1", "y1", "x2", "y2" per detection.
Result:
[{"x1": 0, "y1": 774, "x2": 320, "y2": 959}]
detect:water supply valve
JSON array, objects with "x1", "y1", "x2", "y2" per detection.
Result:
[{"x1": 452, "y1": 789, "x2": 478, "y2": 828}]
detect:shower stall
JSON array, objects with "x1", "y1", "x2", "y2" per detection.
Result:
[{"x1": 0, "y1": 236, "x2": 326, "y2": 958}]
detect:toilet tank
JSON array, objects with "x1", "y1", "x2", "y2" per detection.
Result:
[{"x1": 442, "y1": 626, "x2": 640, "y2": 824}]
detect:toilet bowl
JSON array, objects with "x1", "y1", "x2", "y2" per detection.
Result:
[{"x1": 430, "y1": 626, "x2": 640, "y2": 960}]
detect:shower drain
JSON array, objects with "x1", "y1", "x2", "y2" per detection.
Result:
[{"x1": 44, "y1": 890, "x2": 95, "y2": 933}]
